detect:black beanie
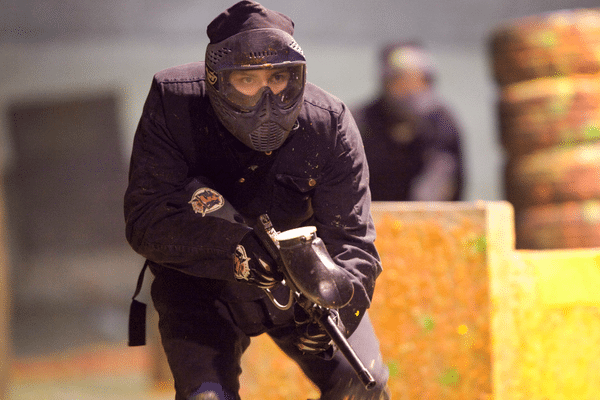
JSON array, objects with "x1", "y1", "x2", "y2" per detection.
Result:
[{"x1": 207, "y1": 1, "x2": 295, "y2": 44}]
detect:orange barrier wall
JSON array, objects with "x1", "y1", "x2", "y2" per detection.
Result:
[
  {"x1": 494, "y1": 249, "x2": 600, "y2": 399},
  {"x1": 367, "y1": 202, "x2": 499, "y2": 399}
]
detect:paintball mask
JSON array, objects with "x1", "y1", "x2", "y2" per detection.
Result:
[{"x1": 206, "y1": 28, "x2": 306, "y2": 152}]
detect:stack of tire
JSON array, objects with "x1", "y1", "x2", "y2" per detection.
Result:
[{"x1": 490, "y1": 8, "x2": 600, "y2": 249}]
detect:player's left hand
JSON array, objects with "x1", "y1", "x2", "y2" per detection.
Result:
[{"x1": 293, "y1": 303, "x2": 344, "y2": 359}]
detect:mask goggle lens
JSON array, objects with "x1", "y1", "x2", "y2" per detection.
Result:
[{"x1": 220, "y1": 65, "x2": 304, "y2": 110}]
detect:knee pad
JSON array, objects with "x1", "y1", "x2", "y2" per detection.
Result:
[
  {"x1": 191, "y1": 391, "x2": 219, "y2": 400},
  {"x1": 188, "y1": 382, "x2": 232, "y2": 400}
]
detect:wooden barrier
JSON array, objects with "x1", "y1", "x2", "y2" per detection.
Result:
[
  {"x1": 494, "y1": 248, "x2": 600, "y2": 399},
  {"x1": 367, "y1": 201, "x2": 504, "y2": 399}
]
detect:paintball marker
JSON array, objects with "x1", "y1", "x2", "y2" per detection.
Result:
[{"x1": 254, "y1": 214, "x2": 376, "y2": 390}]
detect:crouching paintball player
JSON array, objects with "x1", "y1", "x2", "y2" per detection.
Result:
[{"x1": 124, "y1": 1, "x2": 390, "y2": 399}]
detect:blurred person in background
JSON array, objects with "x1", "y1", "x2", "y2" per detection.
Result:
[
  {"x1": 354, "y1": 41, "x2": 464, "y2": 201},
  {"x1": 124, "y1": 1, "x2": 390, "y2": 399}
]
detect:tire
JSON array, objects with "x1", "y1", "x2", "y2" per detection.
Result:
[
  {"x1": 490, "y1": 9, "x2": 600, "y2": 86},
  {"x1": 515, "y1": 200, "x2": 600, "y2": 249},
  {"x1": 505, "y1": 142, "x2": 600, "y2": 209},
  {"x1": 499, "y1": 75, "x2": 600, "y2": 157}
]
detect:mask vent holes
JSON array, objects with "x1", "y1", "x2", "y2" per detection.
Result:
[
  {"x1": 251, "y1": 122, "x2": 285, "y2": 152},
  {"x1": 207, "y1": 48, "x2": 232, "y2": 65},
  {"x1": 247, "y1": 50, "x2": 278, "y2": 59},
  {"x1": 288, "y1": 40, "x2": 304, "y2": 56}
]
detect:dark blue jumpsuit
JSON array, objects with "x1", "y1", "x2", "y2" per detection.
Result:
[{"x1": 124, "y1": 62, "x2": 390, "y2": 400}]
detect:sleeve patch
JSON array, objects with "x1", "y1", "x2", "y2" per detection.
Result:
[{"x1": 189, "y1": 187, "x2": 225, "y2": 216}]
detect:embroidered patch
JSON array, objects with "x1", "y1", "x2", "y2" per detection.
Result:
[
  {"x1": 234, "y1": 244, "x2": 251, "y2": 281},
  {"x1": 189, "y1": 187, "x2": 225, "y2": 216}
]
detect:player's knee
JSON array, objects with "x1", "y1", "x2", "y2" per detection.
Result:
[
  {"x1": 188, "y1": 382, "x2": 233, "y2": 400},
  {"x1": 190, "y1": 390, "x2": 219, "y2": 400}
]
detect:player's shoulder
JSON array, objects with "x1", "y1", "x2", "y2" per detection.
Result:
[
  {"x1": 154, "y1": 62, "x2": 206, "y2": 84},
  {"x1": 303, "y1": 82, "x2": 346, "y2": 116}
]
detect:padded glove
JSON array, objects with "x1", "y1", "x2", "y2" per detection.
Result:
[
  {"x1": 234, "y1": 231, "x2": 282, "y2": 289},
  {"x1": 293, "y1": 302, "x2": 345, "y2": 359}
]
